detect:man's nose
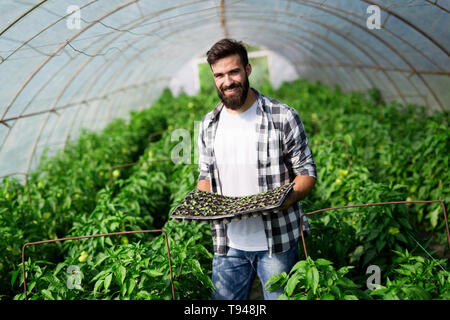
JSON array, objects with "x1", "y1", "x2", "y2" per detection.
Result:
[{"x1": 223, "y1": 74, "x2": 233, "y2": 87}]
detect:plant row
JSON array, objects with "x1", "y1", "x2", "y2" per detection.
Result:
[{"x1": 2, "y1": 78, "x2": 449, "y2": 300}]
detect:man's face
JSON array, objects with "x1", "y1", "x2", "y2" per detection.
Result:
[{"x1": 210, "y1": 54, "x2": 251, "y2": 110}]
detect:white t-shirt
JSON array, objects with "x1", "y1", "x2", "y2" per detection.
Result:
[{"x1": 214, "y1": 101, "x2": 268, "y2": 251}]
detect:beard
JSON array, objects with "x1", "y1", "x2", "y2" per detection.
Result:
[{"x1": 216, "y1": 74, "x2": 250, "y2": 110}]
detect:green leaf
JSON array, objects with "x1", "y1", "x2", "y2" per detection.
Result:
[
  {"x1": 94, "y1": 253, "x2": 108, "y2": 268},
  {"x1": 265, "y1": 272, "x2": 288, "y2": 291},
  {"x1": 289, "y1": 260, "x2": 307, "y2": 275},
  {"x1": 315, "y1": 258, "x2": 333, "y2": 267},
  {"x1": 11, "y1": 269, "x2": 20, "y2": 287},
  {"x1": 93, "y1": 279, "x2": 104, "y2": 296},
  {"x1": 90, "y1": 269, "x2": 109, "y2": 282},
  {"x1": 321, "y1": 293, "x2": 335, "y2": 300},
  {"x1": 146, "y1": 269, "x2": 163, "y2": 277},
  {"x1": 127, "y1": 278, "x2": 136, "y2": 297},
  {"x1": 336, "y1": 278, "x2": 358, "y2": 288},
  {"x1": 117, "y1": 265, "x2": 127, "y2": 284},
  {"x1": 104, "y1": 273, "x2": 112, "y2": 291},
  {"x1": 285, "y1": 274, "x2": 300, "y2": 297},
  {"x1": 53, "y1": 263, "x2": 66, "y2": 277},
  {"x1": 362, "y1": 248, "x2": 377, "y2": 266},
  {"x1": 41, "y1": 289, "x2": 55, "y2": 300},
  {"x1": 306, "y1": 267, "x2": 319, "y2": 294},
  {"x1": 429, "y1": 207, "x2": 440, "y2": 228},
  {"x1": 330, "y1": 285, "x2": 341, "y2": 298}
]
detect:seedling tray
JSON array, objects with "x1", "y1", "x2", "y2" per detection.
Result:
[{"x1": 171, "y1": 182, "x2": 295, "y2": 224}]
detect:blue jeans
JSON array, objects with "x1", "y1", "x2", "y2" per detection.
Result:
[{"x1": 211, "y1": 242, "x2": 299, "y2": 300}]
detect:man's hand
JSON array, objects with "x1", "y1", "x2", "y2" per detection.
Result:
[
  {"x1": 197, "y1": 179, "x2": 211, "y2": 192},
  {"x1": 279, "y1": 175, "x2": 316, "y2": 211}
]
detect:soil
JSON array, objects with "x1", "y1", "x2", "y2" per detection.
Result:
[{"x1": 172, "y1": 183, "x2": 294, "y2": 220}]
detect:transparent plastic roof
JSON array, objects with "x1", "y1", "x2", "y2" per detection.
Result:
[{"x1": 0, "y1": 0, "x2": 449, "y2": 178}]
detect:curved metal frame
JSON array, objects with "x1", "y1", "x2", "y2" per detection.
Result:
[
  {"x1": 0, "y1": 0, "x2": 448, "y2": 176},
  {"x1": 290, "y1": 0, "x2": 446, "y2": 110},
  {"x1": 227, "y1": 9, "x2": 408, "y2": 104},
  {"x1": 0, "y1": 0, "x2": 217, "y2": 171}
]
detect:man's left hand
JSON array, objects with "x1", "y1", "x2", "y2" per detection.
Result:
[{"x1": 278, "y1": 175, "x2": 316, "y2": 211}]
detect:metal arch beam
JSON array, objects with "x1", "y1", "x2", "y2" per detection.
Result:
[
  {"x1": 288, "y1": 0, "x2": 446, "y2": 110},
  {"x1": 87, "y1": 23, "x2": 336, "y2": 122},
  {"x1": 0, "y1": 0, "x2": 137, "y2": 159},
  {"x1": 219, "y1": 0, "x2": 229, "y2": 38},
  {"x1": 425, "y1": 0, "x2": 450, "y2": 13},
  {"x1": 248, "y1": 34, "x2": 348, "y2": 90},
  {"x1": 23, "y1": 0, "x2": 436, "y2": 131},
  {"x1": 95, "y1": 13, "x2": 372, "y2": 106},
  {"x1": 241, "y1": 1, "x2": 440, "y2": 110},
  {"x1": 31, "y1": 0, "x2": 221, "y2": 148},
  {"x1": 0, "y1": 0, "x2": 140, "y2": 121},
  {"x1": 57, "y1": 79, "x2": 168, "y2": 143},
  {"x1": 0, "y1": 1, "x2": 98, "y2": 63},
  {"x1": 108, "y1": 24, "x2": 339, "y2": 94},
  {"x1": 3, "y1": 0, "x2": 141, "y2": 173},
  {"x1": 363, "y1": 0, "x2": 449, "y2": 56},
  {"x1": 286, "y1": 62, "x2": 450, "y2": 76},
  {"x1": 12, "y1": 9, "x2": 174, "y2": 150},
  {"x1": 0, "y1": 54, "x2": 75, "y2": 153},
  {"x1": 279, "y1": 0, "x2": 449, "y2": 108},
  {"x1": 55, "y1": 6, "x2": 380, "y2": 133},
  {"x1": 70, "y1": 5, "x2": 390, "y2": 115},
  {"x1": 60, "y1": 40, "x2": 170, "y2": 145},
  {"x1": 231, "y1": 16, "x2": 379, "y2": 90},
  {"x1": 26, "y1": 78, "x2": 170, "y2": 171},
  {"x1": 0, "y1": 0, "x2": 99, "y2": 154},
  {"x1": 226, "y1": 1, "x2": 433, "y2": 109},
  {"x1": 298, "y1": 0, "x2": 448, "y2": 110},
  {"x1": 226, "y1": 6, "x2": 409, "y2": 105},
  {"x1": 76, "y1": 41, "x2": 168, "y2": 133},
  {"x1": 233, "y1": 25, "x2": 372, "y2": 91},
  {"x1": 1, "y1": 0, "x2": 215, "y2": 167},
  {"x1": 2, "y1": 0, "x2": 436, "y2": 129},
  {"x1": 3, "y1": 0, "x2": 447, "y2": 117},
  {"x1": 1, "y1": 0, "x2": 434, "y2": 124},
  {"x1": 285, "y1": 0, "x2": 445, "y2": 73},
  {"x1": 0, "y1": 0, "x2": 50, "y2": 37},
  {"x1": 5, "y1": 0, "x2": 444, "y2": 172},
  {"x1": 70, "y1": 18, "x2": 224, "y2": 132},
  {"x1": 237, "y1": 31, "x2": 344, "y2": 87},
  {"x1": 46, "y1": 32, "x2": 149, "y2": 128},
  {"x1": 105, "y1": 21, "x2": 366, "y2": 112},
  {"x1": 227, "y1": 9, "x2": 405, "y2": 103}
]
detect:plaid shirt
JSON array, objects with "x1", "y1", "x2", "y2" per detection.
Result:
[{"x1": 197, "y1": 88, "x2": 317, "y2": 257}]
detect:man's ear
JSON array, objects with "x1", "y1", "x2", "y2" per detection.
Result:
[{"x1": 245, "y1": 63, "x2": 252, "y2": 77}]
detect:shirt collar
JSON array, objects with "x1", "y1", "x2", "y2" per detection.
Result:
[{"x1": 211, "y1": 88, "x2": 264, "y2": 121}]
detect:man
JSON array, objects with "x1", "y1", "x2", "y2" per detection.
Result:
[{"x1": 197, "y1": 39, "x2": 317, "y2": 300}]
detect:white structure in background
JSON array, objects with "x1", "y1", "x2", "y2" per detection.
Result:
[{"x1": 169, "y1": 50, "x2": 299, "y2": 97}]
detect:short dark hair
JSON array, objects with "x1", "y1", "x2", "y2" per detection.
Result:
[{"x1": 206, "y1": 38, "x2": 249, "y2": 67}]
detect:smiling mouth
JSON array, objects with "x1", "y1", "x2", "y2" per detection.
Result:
[
  {"x1": 225, "y1": 88, "x2": 238, "y2": 94},
  {"x1": 223, "y1": 85, "x2": 241, "y2": 95}
]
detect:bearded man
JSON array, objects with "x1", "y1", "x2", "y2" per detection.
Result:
[{"x1": 196, "y1": 39, "x2": 317, "y2": 300}]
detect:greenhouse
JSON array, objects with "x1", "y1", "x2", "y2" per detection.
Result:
[{"x1": 0, "y1": 0, "x2": 449, "y2": 302}]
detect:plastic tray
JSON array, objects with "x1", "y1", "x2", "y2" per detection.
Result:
[{"x1": 170, "y1": 182, "x2": 295, "y2": 224}]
